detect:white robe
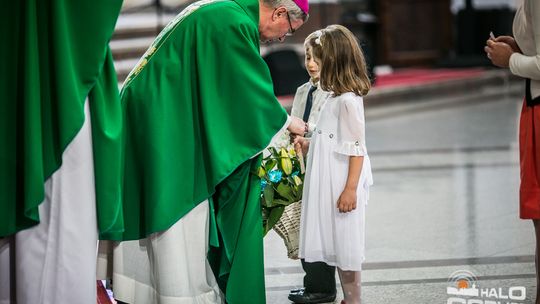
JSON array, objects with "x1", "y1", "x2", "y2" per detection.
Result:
[
  {"x1": 103, "y1": 201, "x2": 223, "y2": 304},
  {"x1": 0, "y1": 100, "x2": 98, "y2": 304}
]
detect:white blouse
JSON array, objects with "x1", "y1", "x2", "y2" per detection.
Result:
[
  {"x1": 509, "y1": 0, "x2": 540, "y2": 99},
  {"x1": 290, "y1": 81, "x2": 332, "y2": 136}
]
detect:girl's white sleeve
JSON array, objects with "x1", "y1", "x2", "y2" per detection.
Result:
[
  {"x1": 509, "y1": 0, "x2": 540, "y2": 80},
  {"x1": 335, "y1": 96, "x2": 367, "y2": 156}
]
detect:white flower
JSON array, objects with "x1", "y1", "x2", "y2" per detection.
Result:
[{"x1": 313, "y1": 30, "x2": 323, "y2": 46}]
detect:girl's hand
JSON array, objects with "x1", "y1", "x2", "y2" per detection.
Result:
[
  {"x1": 485, "y1": 40, "x2": 514, "y2": 68},
  {"x1": 493, "y1": 35, "x2": 521, "y2": 53},
  {"x1": 293, "y1": 136, "x2": 310, "y2": 156},
  {"x1": 337, "y1": 188, "x2": 357, "y2": 213}
]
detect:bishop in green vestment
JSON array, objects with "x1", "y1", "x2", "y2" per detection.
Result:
[
  {"x1": 108, "y1": 0, "x2": 309, "y2": 303},
  {"x1": 0, "y1": 0, "x2": 123, "y2": 303}
]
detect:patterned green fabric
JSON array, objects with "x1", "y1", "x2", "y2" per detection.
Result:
[{"x1": 0, "y1": 0, "x2": 124, "y2": 238}]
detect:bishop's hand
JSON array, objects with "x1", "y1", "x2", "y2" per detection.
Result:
[{"x1": 287, "y1": 116, "x2": 307, "y2": 136}]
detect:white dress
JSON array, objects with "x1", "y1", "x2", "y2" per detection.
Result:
[{"x1": 298, "y1": 92, "x2": 373, "y2": 271}]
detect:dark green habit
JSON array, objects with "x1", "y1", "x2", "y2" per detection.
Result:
[
  {"x1": 117, "y1": 0, "x2": 289, "y2": 302},
  {"x1": 0, "y1": 0, "x2": 124, "y2": 238}
]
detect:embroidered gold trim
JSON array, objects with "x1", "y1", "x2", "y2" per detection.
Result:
[{"x1": 122, "y1": 0, "x2": 225, "y2": 87}]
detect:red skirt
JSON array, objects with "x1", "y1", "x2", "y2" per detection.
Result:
[{"x1": 519, "y1": 99, "x2": 540, "y2": 219}]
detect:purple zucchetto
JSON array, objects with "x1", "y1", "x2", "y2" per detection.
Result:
[{"x1": 292, "y1": 0, "x2": 309, "y2": 14}]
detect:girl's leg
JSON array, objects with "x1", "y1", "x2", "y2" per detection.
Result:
[
  {"x1": 338, "y1": 268, "x2": 361, "y2": 304},
  {"x1": 534, "y1": 220, "x2": 540, "y2": 304}
]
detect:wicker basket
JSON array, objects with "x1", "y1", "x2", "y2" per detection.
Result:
[{"x1": 272, "y1": 200, "x2": 302, "y2": 259}]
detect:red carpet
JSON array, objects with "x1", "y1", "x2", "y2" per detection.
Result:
[
  {"x1": 97, "y1": 280, "x2": 114, "y2": 304},
  {"x1": 277, "y1": 68, "x2": 487, "y2": 107},
  {"x1": 373, "y1": 68, "x2": 486, "y2": 88}
]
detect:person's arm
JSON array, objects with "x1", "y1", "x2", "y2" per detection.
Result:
[
  {"x1": 337, "y1": 156, "x2": 364, "y2": 213},
  {"x1": 266, "y1": 115, "x2": 305, "y2": 146},
  {"x1": 335, "y1": 96, "x2": 367, "y2": 213},
  {"x1": 510, "y1": 0, "x2": 540, "y2": 80},
  {"x1": 487, "y1": 1, "x2": 540, "y2": 80},
  {"x1": 256, "y1": 115, "x2": 304, "y2": 159}
]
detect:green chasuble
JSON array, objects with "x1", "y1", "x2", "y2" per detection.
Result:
[
  {"x1": 117, "y1": 0, "x2": 288, "y2": 302},
  {"x1": 0, "y1": 0, "x2": 124, "y2": 238}
]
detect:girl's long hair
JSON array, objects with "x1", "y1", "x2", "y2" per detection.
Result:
[{"x1": 313, "y1": 24, "x2": 371, "y2": 96}]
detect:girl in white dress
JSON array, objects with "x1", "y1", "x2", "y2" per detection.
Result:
[{"x1": 297, "y1": 25, "x2": 373, "y2": 304}]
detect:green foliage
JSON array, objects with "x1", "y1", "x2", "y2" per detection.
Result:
[{"x1": 258, "y1": 146, "x2": 304, "y2": 236}]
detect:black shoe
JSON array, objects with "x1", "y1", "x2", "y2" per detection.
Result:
[
  {"x1": 289, "y1": 287, "x2": 305, "y2": 296},
  {"x1": 288, "y1": 290, "x2": 336, "y2": 304}
]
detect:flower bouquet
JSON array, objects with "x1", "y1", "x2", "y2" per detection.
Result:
[{"x1": 258, "y1": 135, "x2": 305, "y2": 259}]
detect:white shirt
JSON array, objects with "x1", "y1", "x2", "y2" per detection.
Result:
[
  {"x1": 509, "y1": 0, "x2": 540, "y2": 99},
  {"x1": 290, "y1": 81, "x2": 332, "y2": 137}
]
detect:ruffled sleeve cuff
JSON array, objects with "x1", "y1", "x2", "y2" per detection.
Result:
[{"x1": 335, "y1": 140, "x2": 366, "y2": 156}]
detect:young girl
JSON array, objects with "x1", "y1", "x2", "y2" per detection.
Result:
[
  {"x1": 287, "y1": 32, "x2": 337, "y2": 304},
  {"x1": 298, "y1": 25, "x2": 373, "y2": 304}
]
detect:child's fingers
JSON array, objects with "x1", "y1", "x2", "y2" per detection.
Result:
[
  {"x1": 494, "y1": 35, "x2": 512, "y2": 43},
  {"x1": 338, "y1": 200, "x2": 353, "y2": 213},
  {"x1": 338, "y1": 201, "x2": 349, "y2": 213},
  {"x1": 348, "y1": 200, "x2": 357, "y2": 212}
]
